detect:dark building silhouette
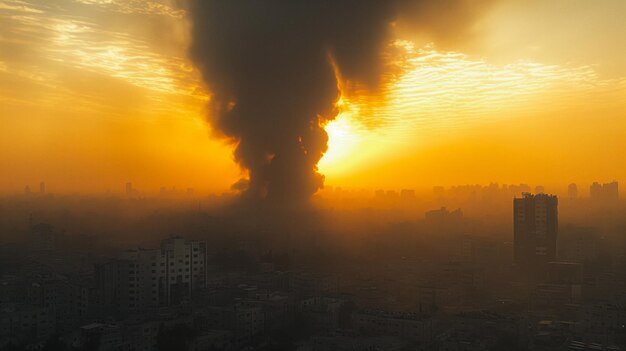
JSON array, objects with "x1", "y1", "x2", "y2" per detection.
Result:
[
  {"x1": 513, "y1": 193, "x2": 558, "y2": 266},
  {"x1": 590, "y1": 181, "x2": 619, "y2": 201},
  {"x1": 39, "y1": 181, "x2": 45, "y2": 194},
  {"x1": 425, "y1": 207, "x2": 463, "y2": 222},
  {"x1": 567, "y1": 183, "x2": 578, "y2": 199},
  {"x1": 125, "y1": 182, "x2": 133, "y2": 197},
  {"x1": 400, "y1": 189, "x2": 416, "y2": 200}
]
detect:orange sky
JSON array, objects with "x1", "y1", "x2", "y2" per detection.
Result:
[{"x1": 1, "y1": 0, "x2": 625, "y2": 195}]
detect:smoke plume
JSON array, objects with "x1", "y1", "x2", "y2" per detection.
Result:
[{"x1": 188, "y1": 0, "x2": 490, "y2": 205}]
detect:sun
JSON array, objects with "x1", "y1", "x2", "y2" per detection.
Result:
[{"x1": 318, "y1": 112, "x2": 362, "y2": 176}]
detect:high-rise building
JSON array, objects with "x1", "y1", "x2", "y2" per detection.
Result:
[
  {"x1": 160, "y1": 236, "x2": 207, "y2": 304},
  {"x1": 513, "y1": 193, "x2": 558, "y2": 266},
  {"x1": 567, "y1": 183, "x2": 578, "y2": 199},
  {"x1": 94, "y1": 236, "x2": 207, "y2": 317},
  {"x1": 400, "y1": 189, "x2": 416, "y2": 200},
  {"x1": 125, "y1": 182, "x2": 133, "y2": 197},
  {"x1": 602, "y1": 181, "x2": 619, "y2": 200},
  {"x1": 590, "y1": 182, "x2": 602, "y2": 199},
  {"x1": 39, "y1": 181, "x2": 45, "y2": 194},
  {"x1": 590, "y1": 181, "x2": 619, "y2": 201}
]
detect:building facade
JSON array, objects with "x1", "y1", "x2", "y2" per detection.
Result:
[
  {"x1": 94, "y1": 236, "x2": 207, "y2": 317},
  {"x1": 513, "y1": 193, "x2": 558, "y2": 266}
]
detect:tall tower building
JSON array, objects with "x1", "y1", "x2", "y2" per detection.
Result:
[
  {"x1": 160, "y1": 236, "x2": 207, "y2": 305},
  {"x1": 567, "y1": 183, "x2": 578, "y2": 199},
  {"x1": 125, "y1": 182, "x2": 133, "y2": 197},
  {"x1": 514, "y1": 193, "x2": 558, "y2": 266},
  {"x1": 590, "y1": 181, "x2": 619, "y2": 201}
]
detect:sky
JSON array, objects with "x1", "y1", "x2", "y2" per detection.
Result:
[{"x1": 1, "y1": 0, "x2": 625, "y2": 195}]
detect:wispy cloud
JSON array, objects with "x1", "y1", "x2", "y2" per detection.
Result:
[
  {"x1": 340, "y1": 41, "x2": 625, "y2": 138},
  {"x1": 0, "y1": 0, "x2": 205, "y2": 117}
]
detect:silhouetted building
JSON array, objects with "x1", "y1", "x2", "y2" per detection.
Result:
[
  {"x1": 535, "y1": 185, "x2": 545, "y2": 194},
  {"x1": 400, "y1": 189, "x2": 416, "y2": 201},
  {"x1": 39, "y1": 181, "x2": 45, "y2": 195},
  {"x1": 425, "y1": 207, "x2": 462, "y2": 222},
  {"x1": 30, "y1": 223, "x2": 55, "y2": 251},
  {"x1": 513, "y1": 193, "x2": 558, "y2": 266},
  {"x1": 590, "y1": 181, "x2": 619, "y2": 201},
  {"x1": 125, "y1": 182, "x2": 133, "y2": 197},
  {"x1": 568, "y1": 183, "x2": 578, "y2": 199}
]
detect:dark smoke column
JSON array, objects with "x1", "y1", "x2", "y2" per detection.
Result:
[{"x1": 188, "y1": 1, "x2": 396, "y2": 205}]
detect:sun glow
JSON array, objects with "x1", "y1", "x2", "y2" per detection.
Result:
[
  {"x1": 319, "y1": 109, "x2": 401, "y2": 181},
  {"x1": 319, "y1": 113, "x2": 361, "y2": 175},
  {"x1": 318, "y1": 39, "x2": 625, "y2": 187}
]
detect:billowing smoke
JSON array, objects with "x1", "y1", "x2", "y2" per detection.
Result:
[{"x1": 188, "y1": 0, "x2": 490, "y2": 205}]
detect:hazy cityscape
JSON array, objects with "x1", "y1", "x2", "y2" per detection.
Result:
[
  {"x1": 2, "y1": 0, "x2": 626, "y2": 350},
  {"x1": 1, "y1": 181, "x2": 624, "y2": 350}
]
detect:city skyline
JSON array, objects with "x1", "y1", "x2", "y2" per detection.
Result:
[{"x1": 1, "y1": 1, "x2": 625, "y2": 350}]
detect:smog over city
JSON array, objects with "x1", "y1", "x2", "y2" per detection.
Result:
[{"x1": 0, "y1": 1, "x2": 625, "y2": 350}]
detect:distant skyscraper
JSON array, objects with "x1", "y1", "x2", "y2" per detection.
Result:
[
  {"x1": 567, "y1": 183, "x2": 578, "y2": 199},
  {"x1": 514, "y1": 193, "x2": 558, "y2": 266},
  {"x1": 125, "y1": 182, "x2": 133, "y2": 197},
  {"x1": 590, "y1": 182, "x2": 602, "y2": 199},
  {"x1": 400, "y1": 189, "x2": 416, "y2": 200},
  {"x1": 535, "y1": 185, "x2": 545, "y2": 194},
  {"x1": 590, "y1": 181, "x2": 619, "y2": 201},
  {"x1": 39, "y1": 181, "x2": 45, "y2": 194},
  {"x1": 425, "y1": 207, "x2": 463, "y2": 222},
  {"x1": 603, "y1": 181, "x2": 619, "y2": 200}
]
